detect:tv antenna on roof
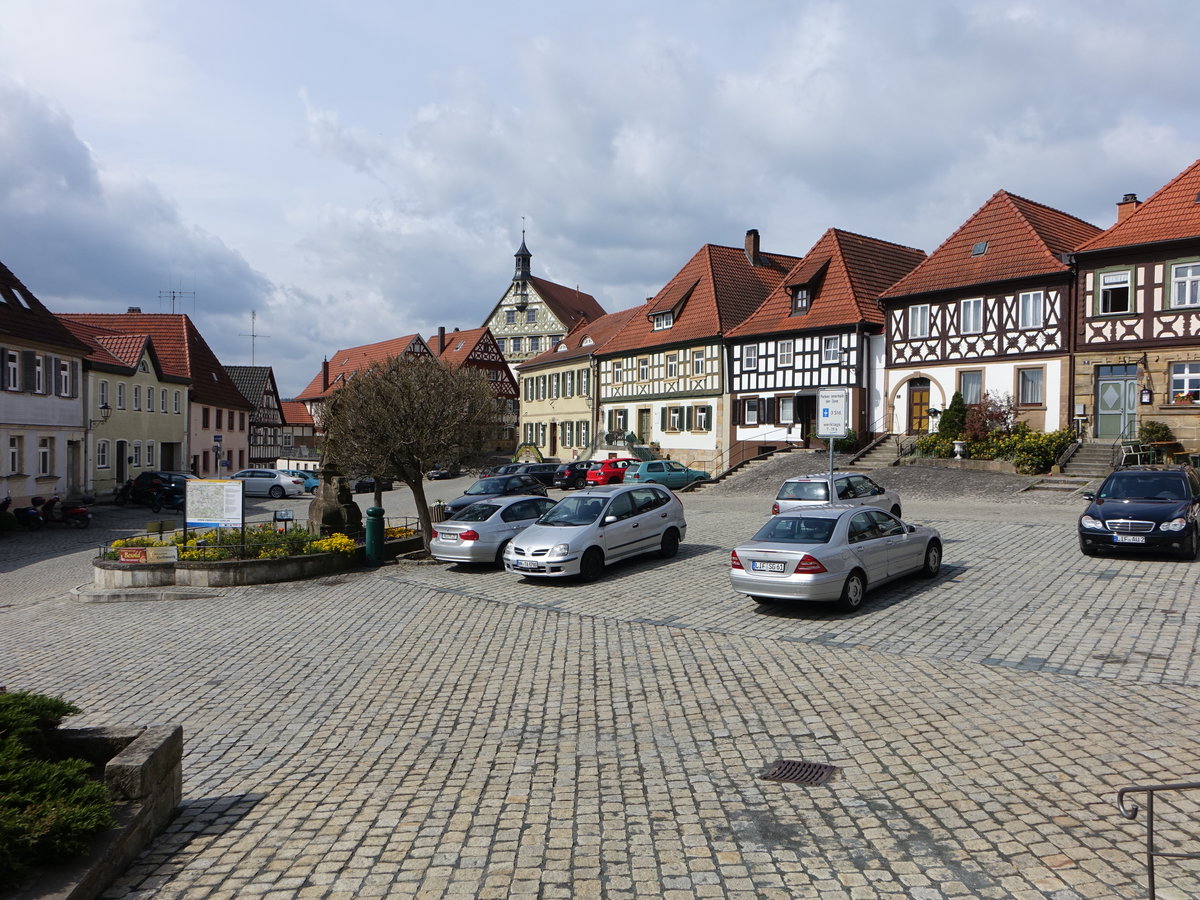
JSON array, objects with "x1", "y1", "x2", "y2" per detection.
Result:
[
  {"x1": 159, "y1": 288, "x2": 195, "y2": 314},
  {"x1": 239, "y1": 310, "x2": 271, "y2": 365}
]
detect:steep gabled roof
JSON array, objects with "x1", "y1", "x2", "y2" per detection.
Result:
[
  {"x1": 599, "y1": 242, "x2": 799, "y2": 355},
  {"x1": 527, "y1": 276, "x2": 606, "y2": 329},
  {"x1": 56, "y1": 316, "x2": 147, "y2": 371},
  {"x1": 225, "y1": 365, "x2": 274, "y2": 407},
  {"x1": 59, "y1": 312, "x2": 249, "y2": 407},
  {"x1": 879, "y1": 191, "x2": 1101, "y2": 301},
  {"x1": 0, "y1": 260, "x2": 90, "y2": 354},
  {"x1": 279, "y1": 400, "x2": 314, "y2": 427},
  {"x1": 295, "y1": 333, "x2": 432, "y2": 400},
  {"x1": 728, "y1": 229, "x2": 926, "y2": 338},
  {"x1": 427, "y1": 326, "x2": 490, "y2": 367},
  {"x1": 517, "y1": 305, "x2": 644, "y2": 371},
  {"x1": 1077, "y1": 159, "x2": 1200, "y2": 253}
]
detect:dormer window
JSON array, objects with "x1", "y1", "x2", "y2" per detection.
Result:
[
  {"x1": 792, "y1": 287, "x2": 810, "y2": 313},
  {"x1": 581, "y1": 336, "x2": 594, "y2": 347},
  {"x1": 652, "y1": 312, "x2": 674, "y2": 331},
  {"x1": 971, "y1": 241, "x2": 989, "y2": 256}
]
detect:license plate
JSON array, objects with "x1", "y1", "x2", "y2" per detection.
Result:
[
  {"x1": 514, "y1": 559, "x2": 539, "y2": 569},
  {"x1": 1114, "y1": 535, "x2": 1146, "y2": 544},
  {"x1": 751, "y1": 561, "x2": 786, "y2": 573}
]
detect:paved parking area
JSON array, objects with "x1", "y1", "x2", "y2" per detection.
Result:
[{"x1": 3, "y1": 481, "x2": 1200, "y2": 899}]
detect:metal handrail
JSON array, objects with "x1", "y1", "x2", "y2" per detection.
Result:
[{"x1": 1117, "y1": 780, "x2": 1200, "y2": 898}]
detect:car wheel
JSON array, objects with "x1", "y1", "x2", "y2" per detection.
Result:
[
  {"x1": 835, "y1": 570, "x2": 866, "y2": 613},
  {"x1": 658, "y1": 528, "x2": 680, "y2": 559},
  {"x1": 495, "y1": 540, "x2": 510, "y2": 566},
  {"x1": 920, "y1": 540, "x2": 941, "y2": 577},
  {"x1": 890, "y1": 504, "x2": 902, "y2": 517},
  {"x1": 269, "y1": 485, "x2": 285, "y2": 499},
  {"x1": 1180, "y1": 530, "x2": 1198, "y2": 560},
  {"x1": 151, "y1": 499, "x2": 162, "y2": 514},
  {"x1": 579, "y1": 548, "x2": 605, "y2": 582},
  {"x1": 1079, "y1": 536, "x2": 1098, "y2": 557}
]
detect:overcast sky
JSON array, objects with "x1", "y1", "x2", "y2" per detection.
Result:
[{"x1": 2, "y1": 0, "x2": 1198, "y2": 396}]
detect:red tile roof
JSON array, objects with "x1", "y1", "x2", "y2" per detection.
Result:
[
  {"x1": 727, "y1": 229, "x2": 926, "y2": 338},
  {"x1": 296, "y1": 334, "x2": 432, "y2": 400},
  {"x1": 427, "y1": 326, "x2": 490, "y2": 367},
  {"x1": 517, "y1": 305, "x2": 644, "y2": 371},
  {"x1": 1076, "y1": 158, "x2": 1200, "y2": 252},
  {"x1": 527, "y1": 276, "x2": 606, "y2": 328},
  {"x1": 0, "y1": 260, "x2": 91, "y2": 354},
  {"x1": 599, "y1": 242, "x2": 799, "y2": 355},
  {"x1": 56, "y1": 315, "x2": 154, "y2": 372},
  {"x1": 59, "y1": 312, "x2": 250, "y2": 408},
  {"x1": 280, "y1": 400, "x2": 314, "y2": 426},
  {"x1": 879, "y1": 191, "x2": 1101, "y2": 300}
]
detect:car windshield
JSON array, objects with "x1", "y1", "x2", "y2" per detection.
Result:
[
  {"x1": 451, "y1": 503, "x2": 500, "y2": 522},
  {"x1": 464, "y1": 477, "x2": 507, "y2": 495},
  {"x1": 538, "y1": 496, "x2": 608, "y2": 526},
  {"x1": 752, "y1": 516, "x2": 836, "y2": 544},
  {"x1": 1100, "y1": 475, "x2": 1188, "y2": 501},
  {"x1": 777, "y1": 480, "x2": 829, "y2": 501}
]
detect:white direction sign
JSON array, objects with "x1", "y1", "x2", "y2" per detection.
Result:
[{"x1": 817, "y1": 388, "x2": 849, "y2": 438}]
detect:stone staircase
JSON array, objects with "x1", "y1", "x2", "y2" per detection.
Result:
[
  {"x1": 686, "y1": 447, "x2": 796, "y2": 492},
  {"x1": 1019, "y1": 441, "x2": 1112, "y2": 496},
  {"x1": 848, "y1": 434, "x2": 918, "y2": 468}
]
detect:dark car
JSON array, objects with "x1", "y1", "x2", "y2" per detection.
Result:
[
  {"x1": 445, "y1": 474, "x2": 547, "y2": 514},
  {"x1": 354, "y1": 476, "x2": 394, "y2": 493},
  {"x1": 1079, "y1": 465, "x2": 1200, "y2": 558},
  {"x1": 512, "y1": 463, "x2": 559, "y2": 486},
  {"x1": 553, "y1": 461, "x2": 594, "y2": 490},
  {"x1": 480, "y1": 463, "x2": 522, "y2": 478},
  {"x1": 129, "y1": 471, "x2": 196, "y2": 506},
  {"x1": 426, "y1": 462, "x2": 461, "y2": 480}
]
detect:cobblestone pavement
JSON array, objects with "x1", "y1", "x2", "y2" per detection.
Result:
[{"x1": 3, "y1": 475, "x2": 1200, "y2": 899}]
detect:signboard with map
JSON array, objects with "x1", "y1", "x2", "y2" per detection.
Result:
[{"x1": 186, "y1": 479, "x2": 244, "y2": 528}]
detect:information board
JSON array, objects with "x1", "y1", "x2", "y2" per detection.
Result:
[
  {"x1": 186, "y1": 479, "x2": 243, "y2": 528},
  {"x1": 816, "y1": 388, "x2": 849, "y2": 438}
]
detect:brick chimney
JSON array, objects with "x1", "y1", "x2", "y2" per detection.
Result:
[
  {"x1": 437, "y1": 326, "x2": 446, "y2": 354},
  {"x1": 321, "y1": 357, "x2": 329, "y2": 391},
  {"x1": 1117, "y1": 193, "x2": 1141, "y2": 223},
  {"x1": 127, "y1": 306, "x2": 142, "y2": 313},
  {"x1": 744, "y1": 229, "x2": 761, "y2": 266}
]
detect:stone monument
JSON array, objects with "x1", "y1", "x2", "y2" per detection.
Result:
[{"x1": 307, "y1": 461, "x2": 362, "y2": 537}]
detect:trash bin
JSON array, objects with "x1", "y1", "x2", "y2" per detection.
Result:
[{"x1": 364, "y1": 506, "x2": 384, "y2": 566}]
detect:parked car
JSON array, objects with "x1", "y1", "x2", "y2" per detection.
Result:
[
  {"x1": 480, "y1": 463, "x2": 522, "y2": 478},
  {"x1": 280, "y1": 469, "x2": 320, "y2": 493},
  {"x1": 430, "y1": 495, "x2": 558, "y2": 565},
  {"x1": 126, "y1": 471, "x2": 197, "y2": 507},
  {"x1": 772, "y1": 472, "x2": 901, "y2": 517},
  {"x1": 729, "y1": 506, "x2": 942, "y2": 612},
  {"x1": 584, "y1": 457, "x2": 639, "y2": 486},
  {"x1": 503, "y1": 483, "x2": 687, "y2": 582},
  {"x1": 626, "y1": 459, "x2": 709, "y2": 489},
  {"x1": 426, "y1": 462, "x2": 461, "y2": 480},
  {"x1": 354, "y1": 476, "x2": 394, "y2": 493},
  {"x1": 1078, "y1": 465, "x2": 1200, "y2": 558},
  {"x1": 445, "y1": 474, "x2": 547, "y2": 514},
  {"x1": 512, "y1": 462, "x2": 560, "y2": 486},
  {"x1": 230, "y1": 468, "x2": 306, "y2": 499},
  {"x1": 553, "y1": 461, "x2": 595, "y2": 490}
]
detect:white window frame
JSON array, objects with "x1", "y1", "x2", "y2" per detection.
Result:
[
  {"x1": 4, "y1": 350, "x2": 17, "y2": 391},
  {"x1": 565, "y1": 370, "x2": 575, "y2": 397},
  {"x1": 37, "y1": 437, "x2": 51, "y2": 475},
  {"x1": 528, "y1": 335, "x2": 541, "y2": 353},
  {"x1": 173, "y1": 390, "x2": 181, "y2": 413},
  {"x1": 160, "y1": 389, "x2": 168, "y2": 412},
  {"x1": 793, "y1": 287, "x2": 810, "y2": 313},
  {"x1": 1099, "y1": 270, "x2": 1132, "y2": 315},
  {"x1": 133, "y1": 384, "x2": 141, "y2": 411},
  {"x1": 1172, "y1": 263, "x2": 1200, "y2": 308},
  {"x1": 57, "y1": 360, "x2": 70, "y2": 396},
  {"x1": 638, "y1": 358, "x2": 649, "y2": 381},
  {"x1": 694, "y1": 406, "x2": 710, "y2": 431},
  {"x1": 822, "y1": 337, "x2": 841, "y2": 364},
  {"x1": 612, "y1": 360, "x2": 624, "y2": 383},
  {"x1": 959, "y1": 370, "x2": 983, "y2": 406},
  {"x1": 668, "y1": 407, "x2": 682, "y2": 431},
  {"x1": 525, "y1": 307, "x2": 537, "y2": 324},
  {"x1": 579, "y1": 420, "x2": 589, "y2": 447},
  {"x1": 692, "y1": 352, "x2": 705, "y2": 376},
  {"x1": 116, "y1": 382, "x2": 126, "y2": 410},
  {"x1": 33, "y1": 355, "x2": 44, "y2": 393},
  {"x1": 8, "y1": 436, "x2": 21, "y2": 474},
  {"x1": 744, "y1": 398, "x2": 760, "y2": 426},
  {"x1": 563, "y1": 421, "x2": 574, "y2": 447},
  {"x1": 1170, "y1": 361, "x2": 1200, "y2": 400},
  {"x1": 652, "y1": 312, "x2": 674, "y2": 331},
  {"x1": 777, "y1": 340, "x2": 794, "y2": 368},
  {"x1": 666, "y1": 354, "x2": 678, "y2": 378},
  {"x1": 1018, "y1": 368, "x2": 1044, "y2": 406},
  {"x1": 132, "y1": 441, "x2": 142, "y2": 467},
  {"x1": 579, "y1": 369, "x2": 590, "y2": 396},
  {"x1": 98, "y1": 380, "x2": 109, "y2": 407},
  {"x1": 146, "y1": 440, "x2": 155, "y2": 468},
  {"x1": 510, "y1": 336, "x2": 521, "y2": 353},
  {"x1": 909, "y1": 304, "x2": 930, "y2": 339},
  {"x1": 1018, "y1": 291, "x2": 1043, "y2": 330},
  {"x1": 779, "y1": 396, "x2": 795, "y2": 423},
  {"x1": 505, "y1": 309, "x2": 516, "y2": 325},
  {"x1": 743, "y1": 345, "x2": 758, "y2": 371},
  {"x1": 97, "y1": 439, "x2": 110, "y2": 469},
  {"x1": 960, "y1": 298, "x2": 983, "y2": 334}
]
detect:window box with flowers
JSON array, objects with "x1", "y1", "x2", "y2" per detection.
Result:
[{"x1": 1172, "y1": 392, "x2": 1200, "y2": 405}]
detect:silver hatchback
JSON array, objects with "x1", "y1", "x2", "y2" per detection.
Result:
[
  {"x1": 504, "y1": 484, "x2": 687, "y2": 582},
  {"x1": 773, "y1": 472, "x2": 901, "y2": 517},
  {"x1": 431, "y1": 495, "x2": 558, "y2": 565}
]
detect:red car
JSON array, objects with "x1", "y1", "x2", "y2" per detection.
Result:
[{"x1": 585, "y1": 457, "x2": 640, "y2": 486}]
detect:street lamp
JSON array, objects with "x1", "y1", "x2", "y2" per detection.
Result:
[{"x1": 89, "y1": 402, "x2": 112, "y2": 429}]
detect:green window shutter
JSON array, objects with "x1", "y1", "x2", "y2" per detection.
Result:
[
  {"x1": 685, "y1": 406, "x2": 693, "y2": 430},
  {"x1": 660, "y1": 407, "x2": 668, "y2": 431}
]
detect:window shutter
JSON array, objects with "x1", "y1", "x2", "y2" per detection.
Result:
[
  {"x1": 732, "y1": 399, "x2": 742, "y2": 426},
  {"x1": 762, "y1": 397, "x2": 775, "y2": 424},
  {"x1": 702, "y1": 405, "x2": 712, "y2": 431},
  {"x1": 22, "y1": 351, "x2": 36, "y2": 392},
  {"x1": 607, "y1": 409, "x2": 614, "y2": 433},
  {"x1": 70, "y1": 361, "x2": 79, "y2": 398},
  {"x1": 660, "y1": 407, "x2": 668, "y2": 431},
  {"x1": 685, "y1": 406, "x2": 693, "y2": 431}
]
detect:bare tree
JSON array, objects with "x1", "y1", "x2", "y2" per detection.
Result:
[{"x1": 320, "y1": 356, "x2": 501, "y2": 548}]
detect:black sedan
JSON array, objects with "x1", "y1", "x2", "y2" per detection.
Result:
[
  {"x1": 553, "y1": 461, "x2": 594, "y2": 489},
  {"x1": 445, "y1": 474, "x2": 547, "y2": 514},
  {"x1": 354, "y1": 476, "x2": 394, "y2": 493},
  {"x1": 1079, "y1": 465, "x2": 1200, "y2": 558},
  {"x1": 512, "y1": 463, "x2": 560, "y2": 486}
]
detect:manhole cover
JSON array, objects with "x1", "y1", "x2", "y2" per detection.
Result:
[{"x1": 760, "y1": 759, "x2": 839, "y2": 786}]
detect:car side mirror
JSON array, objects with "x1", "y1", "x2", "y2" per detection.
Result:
[
  {"x1": 1082, "y1": 492, "x2": 1095, "y2": 501},
  {"x1": 604, "y1": 515, "x2": 617, "y2": 524},
  {"x1": 876, "y1": 487, "x2": 885, "y2": 495},
  {"x1": 906, "y1": 524, "x2": 916, "y2": 533}
]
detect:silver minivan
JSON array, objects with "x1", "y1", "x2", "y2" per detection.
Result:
[{"x1": 503, "y1": 484, "x2": 687, "y2": 582}]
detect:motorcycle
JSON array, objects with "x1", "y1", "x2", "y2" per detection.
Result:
[
  {"x1": 36, "y1": 495, "x2": 92, "y2": 528},
  {"x1": 0, "y1": 495, "x2": 44, "y2": 531},
  {"x1": 150, "y1": 484, "x2": 185, "y2": 514},
  {"x1": 113, "y1": 480, "x2": 133, "y2": 506}
]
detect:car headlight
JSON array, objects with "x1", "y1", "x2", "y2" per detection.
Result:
[
  {"x1": 548, "y1": 543, "x2": 571, "y2": 559},
  {"x1": 1080, "y1": 515, "x2": 1106, "y2": 530},
  {"x1": 1160, "y1": 517, "x2": 1188, "y2": 532}
]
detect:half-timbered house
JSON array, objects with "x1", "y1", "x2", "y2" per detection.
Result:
[
  {"x1": 1073, "y1": 160, "x2": 1200, "y2": 445},
  {"x1": 878, "y1": 191, "x2": 1101, "y2": 436},
  {"x1": 296, "y1": 333, "x2": 433, "y2": 427},
  {"x1": 726, "y1": 228, "x2": 925, "y2": 454},
  {"x1": 428, "y1": 326, "x2": 520, "y2": 453},
  {"x1": 595, "y1": 231, "x2": 798, "y2": 469}
]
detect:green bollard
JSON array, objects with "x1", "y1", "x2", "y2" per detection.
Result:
[{"x1": 365, "y1": 506, "x2": 384, "y2": 566}]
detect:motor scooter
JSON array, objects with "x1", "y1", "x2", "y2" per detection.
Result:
[
  {"x1": 150, "y1": 484, "x2": 185, "y2": 514},
  {"x1": 113, "y1": 480, "x2": 133, "y2": 506},
  {"x1": 0, "y1": 496, "x2": 44, "y2": 530},
  {"x1": 37, "y1": 495, "x2": 92, "y2": 528}
]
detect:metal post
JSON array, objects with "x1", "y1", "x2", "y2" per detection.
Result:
[
  {"x1": 365, "y1": 506, "x2": 384, "y2": 566},
  {"x1": 1146, "y1": 791, "x2": 1156, "y2": 899}
]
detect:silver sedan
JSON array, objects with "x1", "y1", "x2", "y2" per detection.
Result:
[
  {"x1": 729, "y1": 505, "x2": 941, "y2": 612},
  {"x1": 430, "y1": 495, "x2": 558, "y2": 565}
]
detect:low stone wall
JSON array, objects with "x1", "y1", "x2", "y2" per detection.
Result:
[
  {"x1": 14, "y1": 724, "x2": 183, "y2": 900},
  {"x1": 899, "y1": 456, "x2": 1018, "y2": 474},
  {"x1": 91, "y1": 560, "x2": 175, "y2": 590}
]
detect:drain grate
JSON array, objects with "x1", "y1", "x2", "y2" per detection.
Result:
[{"x1": 760, "y1": 759, "x2": 839, "y2": 786}]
